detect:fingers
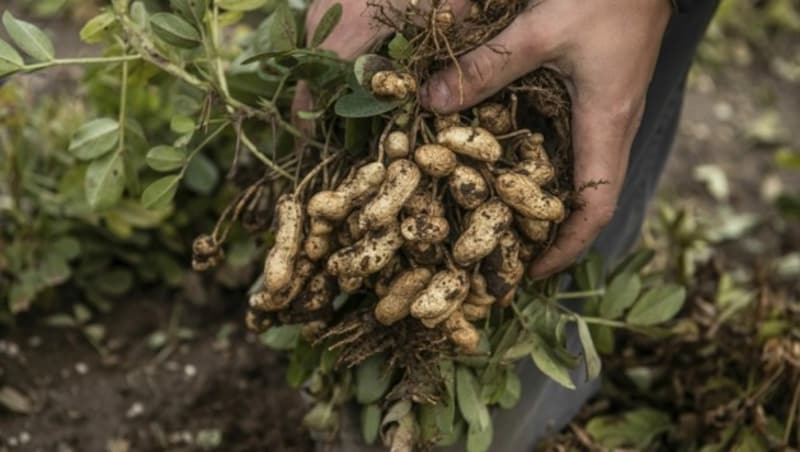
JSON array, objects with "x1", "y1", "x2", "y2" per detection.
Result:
[
  {"x1": 307, "y1": 0, "x2": 470, "y2": 59},
  {"x1": 528, "y1": 94, "x2": 646, "y2": 279},
  {"x1": 421, "y1": 9, "x2": 556, "y2": 113}
]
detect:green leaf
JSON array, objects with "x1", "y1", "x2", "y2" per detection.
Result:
[
  {"x1": 360, "y1": 404, "x2": 381, "y2": 445},
  {"x1": 575, "y1": 251, "x2": 603, "y2": 293},
  {"x1": 217, "y1": 0, "x2": 267, "y2": 11},
  {"x1": 626, "y1": 284, "x2": 686, "y2": 326},
  {"x1": 303, "y1": 402, "x2": 337, "y2": 431},
  {"x1": 141, "y1": 175, "x2": 180, "y2": 209},
  {"x1": 530, "y1": 339, "x2": 576, "y2": 390},
  {"x1": 353, "y1": 53, "x2": 393, "y2": 87},
  {"x1": 94, "y1": 269, "x2": 134, "y2": 296},
  {"x1": 576, "y1": 317, "x2": 601, "y2": 380},
  {"x1": 73, "y1": 303, "x2": 92, "y2": 324},
  {"x1": 105, "y1": 200, "x2": 172, "y2": 229},
  {"x1": 610, "y1": 248, "x2": 654, "y2": 279},
  {"x1": 466, "y1": 421, "x2": 493, "y2": 452},
  {"x1": 131, "y1": 1, "x2": 149, "y2": 27},
  {"x1": 355, "y1": 354, "x2": 392, "y2": 404},
  {"x1": 590, "y1": 324, "x2": 615, "y2": 354},
  {"x1": 311, "y1": 3, "x2": 342, "y2": 47},
  {"x1": 68, "y1": 118, "x2": 120, "y2": 160},
  {"x1": 455, "y1": 366, "x2": 490, "y2": 430},
  {"x1": 183, "y1": 153, "x2": 219, "y2": 195},
  {"x1": 286, "y1": 339, "x2": 320, "y2": 388},
  {"x1": 0, "y1": 38, "x2": 24, "y2": 76},
  {"x1": 260, "y1": 324, "x2": 301, "y2": 350},
  {"x1": 599, "y1": 272, "x2": 641, "y2": 319},
  {"x1": 388, "y1": 33, "x2": 413, "y2": 60},
  {"x1": 170, "y1": 0, "x2": 206, "y2": 23},
  {"x1": 52, "y1": 237, "x2": 81, "y2": 260},
  {"x1": 170, "y1": 115, "x2": 196, "y2": 134},
  {"x1": 774, "y1": 147, "x2": 800, "y2": 171},
  {"x1": 9, "y1": 271, "x2": 40, "y2": 313},
  {"x1": 150, "y1": 12, "x2": 201, "y2": 48},
  {"x1": 497, "y1": 368, "x2": 521, "y2": 409},
  {"x1": 39, "y1": 254, "x2": 71, "y2": 286},
  {"x1": 296, "y1": 110, "x2": 325, "y2": 120},
  {"x1": 586, "y1": 408, "x2": 672, "y2": 449},
  {"x1": 146, "y1": 145, "x2": 187, "y2": 172},
  {"x1": 79, "y1": 11, "x2": 116, "y2": 44},
  {"x1": 85, "y1": 152, "x2": 126, "y2": 211},
  {"x1": 44, "y1": 314, "x2": 77, "y2": 328},
  {"x1": 267, "y1": 3, "x2": 297, "y2": 53},
  {"x1": 2, "y1": 12, "x2": 55, "y2": 62},
  {"x1": 335, "y1": 89, "x2": 401, "y2": 118}
]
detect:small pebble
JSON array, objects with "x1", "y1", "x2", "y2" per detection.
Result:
[
  {"x1": 126, "y1": 402, "x2": 144, "y2": 419},
  {"x1": 184, "y1": 364, "x2": 197, "y2": 378},
  {"x1": 713, "y1": 101, "x2": 733, "y2": 121},
  {"x1": 19, "y1": 432, "x2": 30, "y2": 444},
  {"x1": 75, "y1": 362, "x2": 89, "y2": 375}
]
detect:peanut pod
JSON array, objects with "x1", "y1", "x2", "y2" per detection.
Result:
[
  {"x1": 516, "y1": 216, "x2": 551, "y2": 242},
  {"x1": 476, "y1": 102, "x2": 512, "y2": 135},
  {"x1": 370, "y1": 70, "x2": 417, "y2": 99},
  {"x1": 404, "y1": 188, "x2": 445, "y2": 218},
  {"x1": 445, "y1": 309, "x2": 480, "y2": 353},
  {"x1": 360, "y1": 159, "x2": 421, "y2": 230},
  {"x1": 400, "y1": 214, "x2": 450, "y2": 244},
  {"x1": 414, "y1": 144, "x2": 458, "y2": 178},
  {"x1": 448, "y1": 165, "x2": 489, "y2": 210},
  {"x1": 452, "y1": 199, "x2": 512, "y2": 266},
  {"x1": 252, "y1": 258, "x2": 314, "y2": 311},
  {"x1": 410, "y1": 268, "x2": 469, "y2": 320},
  {"x1": 462, "y1": 303, "x2": 490, "y2": 321},
  {"x1": 437, "y1": 126, "x2": 502, "y2": 162},
  {"x1": 495, "y1": 172, "x2": 565, "y2": 222},
  {"x1": 384, "y1": 131, "x2": 410, "y2": 159},
  {"x1": 263, "y1": 196, "x2": 303, "y2": 293},
  {"x1": 326, "y1": 223, "x2": 405, "y2": 277},
  {"x1": 514, "y1": 159, "x2": 555, "y2": 186},
  {"x1": 374, "y1": 267, "x2": 434, "y2": 326}
]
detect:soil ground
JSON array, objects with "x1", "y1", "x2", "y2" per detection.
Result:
[
  {"x1": 2, "y1": 7, "x2": 799, "y2": 452},
  {"x1": 1, "y1": 295, "x2": 312, "y2": 452}
]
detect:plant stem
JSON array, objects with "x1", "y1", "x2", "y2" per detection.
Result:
[
  {"x1": 574, "y1": 316, "x2": 630, "y2": 329},
  {"x1": 554, "y1": 289, "x2": 605, "y2": 300},
  {"x1": 210, "y1": 4, "x2": 231, "y2": 100},
  {"x1": 238, "y1": 128, "x2": 295, "y2": 181},
  {"x1": 117, "y1": 59, "x2": 129, "y2": 153},
  {"x1": 180, "y1": 121, "x2": 232, "y2": 178},
  {"x1": 23, "y1": 55, "x2": 142, "y2": 71}
]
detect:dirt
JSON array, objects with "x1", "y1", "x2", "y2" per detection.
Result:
[{"x1": 0, "y1": 295, "x2": 313, "y2": 452}]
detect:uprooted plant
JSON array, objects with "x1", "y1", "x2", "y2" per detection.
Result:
[{"x1": 0, "y1": 0, "x2": 688, "y2": 450}]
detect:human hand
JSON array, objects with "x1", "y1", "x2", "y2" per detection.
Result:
[
  {"x1": 293, "y1": 0, "x2": 470, "y2": 123},
  {"x1": 420, "y1": 0, "x2": 672, "y2": 279}
]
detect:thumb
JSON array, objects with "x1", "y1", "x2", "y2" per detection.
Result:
[{"x1": 421, "y1": 11, "x2": 555, "y2": 113}]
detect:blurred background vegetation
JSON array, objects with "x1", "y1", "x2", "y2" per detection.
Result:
[{"x1": 0, "y1": 0, "x2": 799, "y2": 450}]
